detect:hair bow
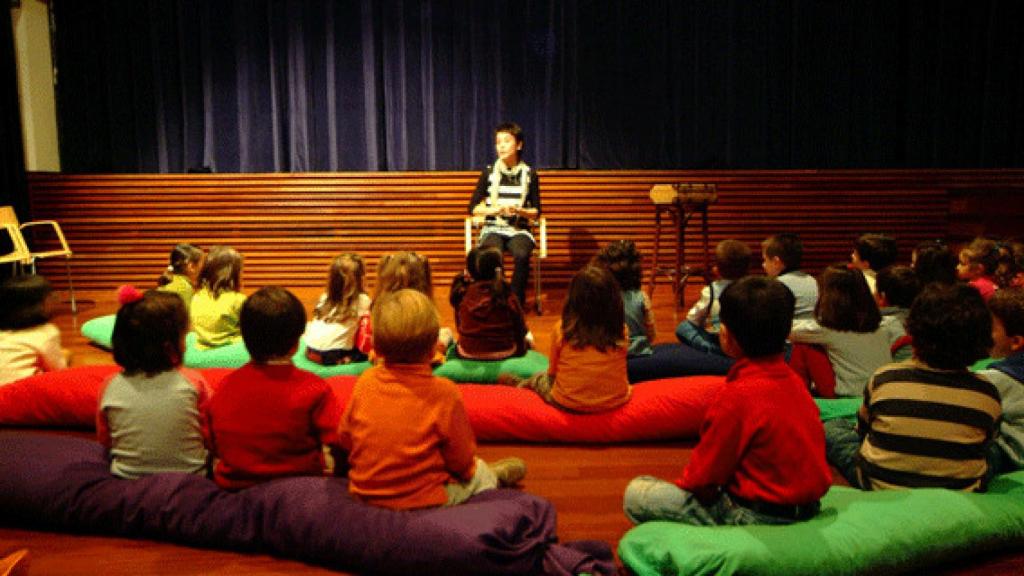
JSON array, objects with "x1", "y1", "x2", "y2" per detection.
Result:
[{"x1": 117, "y1": 284, "x2": 145, "y2": 305}]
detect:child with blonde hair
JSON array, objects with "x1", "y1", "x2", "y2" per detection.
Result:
[
  {"x1": 454, "y1": 247, "x2": 529, "y2": 360},
  {"x1": 303, "y1": 253, "x2": 371, "y2": 365},
  {"x1": 504, "y1": 265, "x2": 631, "y2": 413},
  {"x1": 339, "y1": 289, "x2": 525, "y2": 509},
  {"x1": 97, "y1": 286, "x2": 211, "y2": 479},
  {"x1": 191, "y1": 245, "x2": 246, "y2": 349},
  {"x1": 0, "y1": 275, "x2": 67, "y2": 386},
  {"x1": 368, "y1": 251, "x2": 451, "y2": 360},
  {"x1": 156, "y1": 243, "x2": 204, "y2": 313},
  {"x1": 958, "y1": 237, "x2": 1000, "y2": 301}
]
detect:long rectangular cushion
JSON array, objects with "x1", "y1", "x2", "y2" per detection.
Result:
[
  {"x1": 618, "y1": 471, "x2": 1024, "y2": 575},
  {"x1": 0, "y1": 432, "x2": 614, "y2": 575},
  {"x1": 0, "y1": 367, "x2": 857, "y2": 444}
]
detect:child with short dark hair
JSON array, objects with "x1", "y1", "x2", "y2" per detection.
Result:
[
  {"x1": 454, "y1": 247, "x2": 529, "y2": 360},
  {"x1": 761, "y1": 233, "x2": 818, "y2": 319},
  {"x1": 825, "y1": 283, "x2": 1000, "y2": 491},
  {"x1": 505, "y1": 265, "x2": 631, "y2": 413},
  {"x1": 912, "y1": 239, "x2": 957, "y2": 286},
  {"x1": 97, "y1": 287, "x2": 211, "y2": 479},
  {"x1": 875, "y1": 265, "x2": 921, "y2": 361},
  {"x1": 789, "y1": 264, "x2": 892, "y2": 397},
  {"x1": 0, "y1": 274, "x2": 67, "y2": 386},
  {"x1": 958, "y1": 237, "x2": 1000, "y2": 301},
  {"x1": 592, "y1": 239, "x2": 656, "y2": 357},
  {"x1": 981, "y1": 288, "x2": 1024, "y2": 472},
  {"x1": 207, "y1": 286, "x2": 343, "y2": 490},
  {"x1": 340, "y1": 289, "x2": 525, "y2": 509},
  {"x1": 303, "y1": 253, "x2": 371, "y2": 365},
  {"x1": 675, "y1": 239, "x2": 751, "y2": 356},
  {"x1": 624, "y1": 276, "x2": 830, "y2": 526},
  {"x1": 156, "y1": 243, "x2": 204, "y2": 314},
  {"x1": 191, "y1": 245, "x2": 246, "y2": 349},
  {"x1": 851, "y1": 233, "x2": 898, "y2": 295}
]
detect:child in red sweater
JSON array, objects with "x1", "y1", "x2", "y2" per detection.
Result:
[
  {"x1": 624, "y1": 276, "x2": 831, "y2": 525},
  {"x1": 339, "y1": 289, "x2": 525, "y2": 509},
  {"x1": 207, "y1": 286, "x2": 344, "y2": 490}
]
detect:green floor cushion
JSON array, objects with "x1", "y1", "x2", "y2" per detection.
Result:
[
  {"x1": 815, "y1": 397, "x2": 862, "y2": 422},
  {"x1": 80, "y1": 314, "x2": 117, "y2": 349},
  {"x1": 182, "y1": 333, "x2": 250, "y2": 368},
  {"x1": 291, "y1": 341, "x2": 371, "y2": 378},
  {"x1": 618, "y1": 471, "x2": 1024, "y2": 576},
  {"x1": 971, "y1": 357, "x2": 997, "y2": 371},
  {"x1": 433, "y1": 348, "x2": 549, "y2": 383}
]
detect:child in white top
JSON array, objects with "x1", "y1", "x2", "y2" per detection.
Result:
[
  {"x1": 97, "y1": 286, "x2": 211, "y2": 479},
  {"x1": 303, "y1": 253, "x2": 372, "y2": 365},
  {"x1": 0, "y1": 275, "x2": 67, "y2": 386},
  {"x1": 761, "y1": 234, "x2": 818, "y2": 319},
  {"x1": 850, "y1": 233, "x2": 898, "y2": 295},
  {"x1": 675, "y1": 239, "x2": 751, "y2": 356},
  {"x1": 790, "y1": 264, "x2": 891, "y2": 397}
]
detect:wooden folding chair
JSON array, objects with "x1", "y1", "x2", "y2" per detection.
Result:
[{"x1": 0, "y1": 206, "x2": 77, "y2": 313}]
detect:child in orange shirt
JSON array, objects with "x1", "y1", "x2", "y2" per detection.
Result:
[
  {"x1": 504, "y1": 265, "x2": 631, "y2": 412},
  {"x1": 338, "y1": 289, "x2": 525, "y2": 509}
]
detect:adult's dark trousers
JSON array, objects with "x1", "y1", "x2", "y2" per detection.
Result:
[{"x1": 479, "y1": 232, "x2": 534, "y2": 307}]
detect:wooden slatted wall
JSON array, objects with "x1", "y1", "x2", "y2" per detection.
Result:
[{"x1": 23, "y1": 170, "x2": 1024, "y2": 292}]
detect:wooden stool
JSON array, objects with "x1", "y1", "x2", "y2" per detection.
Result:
[{"x1": 646, "y1": 184, "x2": 716, "y2": 308}]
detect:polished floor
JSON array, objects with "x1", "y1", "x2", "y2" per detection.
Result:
[{"x1": 2, "y1": 283, "x2": 1021, "y2": 575}]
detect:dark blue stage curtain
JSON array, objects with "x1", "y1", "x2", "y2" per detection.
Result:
[{"x1": 51, "y1": 0, "x2": 1024, "y2": 173}]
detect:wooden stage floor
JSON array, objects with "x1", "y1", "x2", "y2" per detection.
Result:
[{"x1": 2, "y1": 284, "x2": 1022, "y2": 575}]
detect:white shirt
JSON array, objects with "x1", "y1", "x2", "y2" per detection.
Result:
[{"x1": 0, "y1": 323, "x2": 66, "y2": 386}]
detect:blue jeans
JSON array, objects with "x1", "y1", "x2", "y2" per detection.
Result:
[
  {"x1": 823, "y1": 418, "x2": 865, "y2": 488},
  {"x1": 623, "y1": 476, "x2": 805, "y2": 526},
  {"x1": 674, "y1": 321, "x2": 726, "y2": 356}
]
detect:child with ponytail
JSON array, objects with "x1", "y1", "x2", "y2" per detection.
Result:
[
  {"x1": 156, "y1": 243, "x2": 204, "y2": 313},
  {"x1": 454, "y1": 247, "x2": 529, "y2": 360}
]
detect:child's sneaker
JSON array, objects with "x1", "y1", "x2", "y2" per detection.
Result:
[{"x1": 491, "y1": 457, "x2": 527, "y2": 486}]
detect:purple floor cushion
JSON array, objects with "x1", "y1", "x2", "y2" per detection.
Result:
[{"x1": 0, "y1": 432, "x2": 614, "y2": 575}]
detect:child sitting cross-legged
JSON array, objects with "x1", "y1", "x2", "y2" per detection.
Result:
[
  {"x1": 339, "y1": 289, "x2": 525, "y2": 509},
  {"x1": 97, "y1": 286, "x2": 212, "y2": 479},
  {"x1": 674, "y1": 238, "x2": 751, "y2": 357},
  {"x1": 788, "y1": 264, "x2": 892, "y2": 398},
  {"x1": 0, "y1": 274, "x2": 68, "y2": 386},
  {"x1": 623, "y1": 276, "x2": 831, "y2": 526},
  {"x1": 453, "y1": 247, "x2": 529, "y2": 360},
  {"x1": 502, "y1": 265, "x2": 631, "y2": 413},
  {"x1": 824, "y1": 282, "x2": 1001, "y2": 491},
  {"x1": 981, "y1": 288, "x2": 1024, "y2": 473},
  {"x1": 207, "y1": 286, "x2": 344, "y2": 490},
  {"x1": 591, "y1": 239, "x2": 656, "y2": 358}
]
